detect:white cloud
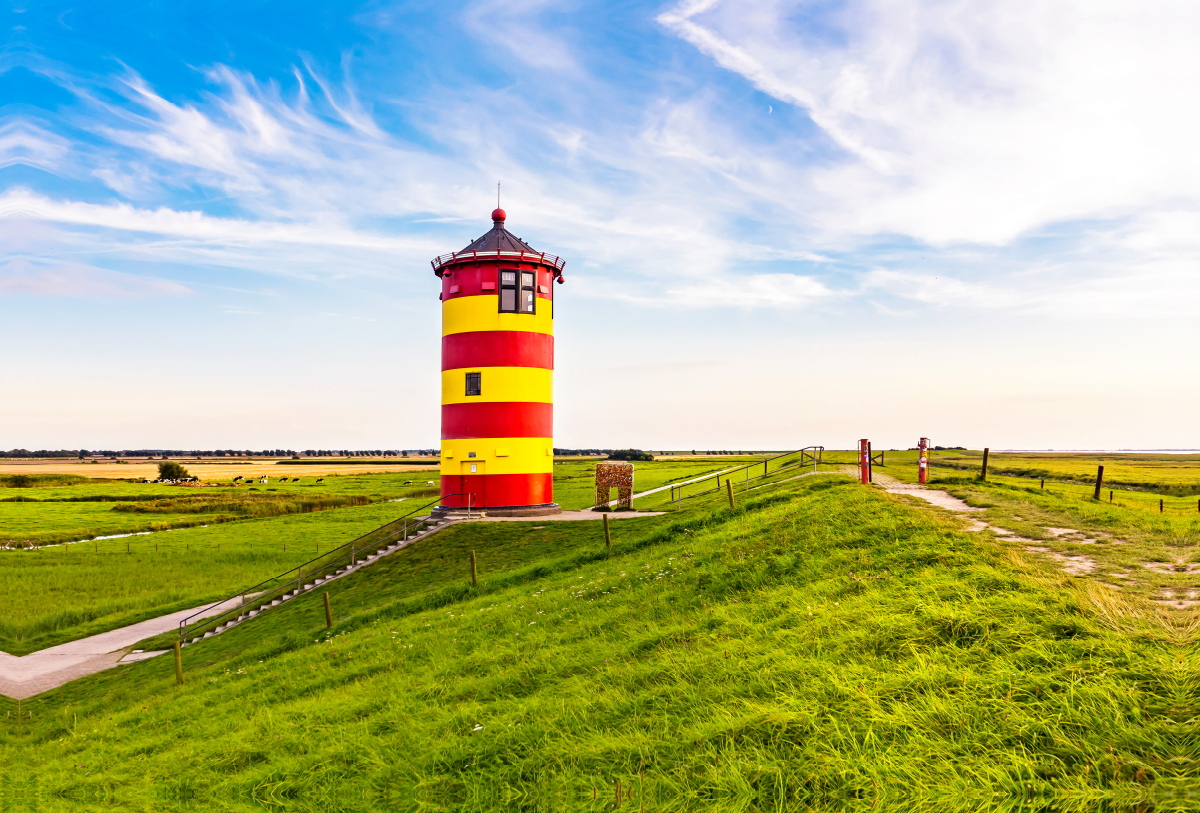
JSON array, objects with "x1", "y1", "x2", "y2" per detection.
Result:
[
  {"x1": 0, "y1": 121, "x2": 70, "y2": 171},
  {"x1": 580, "y1": 271, "x2": 834, "y2": 309},
  {"x1": 659, "y1": 0, "x2": 1200, "y2": 247},
  {"x1": 0, "y1": 258, "x2": 190, "y2": 297}
]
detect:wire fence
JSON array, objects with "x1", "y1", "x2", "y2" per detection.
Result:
[{"x1": 669, "y1": 447, "x2": 824, "y2": 506}]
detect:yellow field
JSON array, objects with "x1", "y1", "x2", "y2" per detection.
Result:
[{"x1": 0, "y1": 457, "x2": 440, "y2": 480}]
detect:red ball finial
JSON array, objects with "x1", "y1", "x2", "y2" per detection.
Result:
[{"x1": 491, "y1": 208, "x2": 506, "y2": 224}]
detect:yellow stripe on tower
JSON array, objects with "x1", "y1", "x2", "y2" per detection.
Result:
[
  {"x1": 442, "y1": 295, "x2": 554, "y2": 337},
  {"x1": 440, "y1": 437, "x2": 553, "y2": 475},
  {"x1": 442, "y1": 367, "x2": 552, "y2": 404}
]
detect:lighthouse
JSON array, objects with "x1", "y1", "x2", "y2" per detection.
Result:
[{"x1": 431, "y1": 208, "x2": 565, "y2": 516}]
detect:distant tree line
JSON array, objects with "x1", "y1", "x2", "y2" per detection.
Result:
[{"x1": 553, "y1": 449, "x2": 656, "y2": 460}]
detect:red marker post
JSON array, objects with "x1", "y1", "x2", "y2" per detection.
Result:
[
  {"x1": 859, "y1": 439, "x2": 870, "y2": 484},
  {"x1": 918, "y1": 437, "x2": 929, "y2": 485}
]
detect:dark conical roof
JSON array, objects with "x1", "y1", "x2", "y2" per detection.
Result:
[
  {"x1": 430, "y1": 209, "x2": 566, "y2": 275},
  {"x1": 459, "y1": 210, "x2": 539, "y2": 254}
]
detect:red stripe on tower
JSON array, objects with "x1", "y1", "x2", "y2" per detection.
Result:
[
  {"x1": 441, "y1": 331, "x2": 553, "y2": 370},
  {"x1": 441, "y1": 402, "x2": 553, "y2": 440}
]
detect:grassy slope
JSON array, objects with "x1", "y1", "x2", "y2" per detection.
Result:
[
  {"x1": 0, "y1": 503, "x2": 417, "y2": 655},
  {"x1": 873, "y1": 450, "x2": 1200, "y2": 608},
  {"x1": 0, "y1": 462, "x2": 715, "y2": 654},
  {"x1": 3, "y1": 476, "x2": 1190, "y2": 811}
]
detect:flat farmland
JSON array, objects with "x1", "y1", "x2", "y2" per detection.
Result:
[
  {"x1": 0, "y1": 501, "x2": 413, "y2": 655},
  {"x1": 902, "y1": 449, "x2": 1200, "y2": 496},
  {"x1": 0, "y1": 456, "x2": 440, "y2": 481}
]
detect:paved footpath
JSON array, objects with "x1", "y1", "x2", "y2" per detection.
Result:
[{"x1": 0, "y1": 597, "x2": 242, "y2": 700}]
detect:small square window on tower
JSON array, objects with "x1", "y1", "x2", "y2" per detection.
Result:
[{"x1": 465, "y1": 371, "x2": 482, "y2": 396}]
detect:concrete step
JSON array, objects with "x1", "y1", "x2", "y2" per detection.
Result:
[
  {"x1": 249, "y1": 609, "x2": 260, "y2": 617},
  {"x1": 270, "y1": 600, "x2": 282, "y2": 606},
  {"x1": 203, "y1": 632, "x2": 214, "y2": 638}
]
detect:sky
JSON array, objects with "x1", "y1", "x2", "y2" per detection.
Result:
[{"x1": 2, "y1": 0, "x2": 1198, "y2": 452}]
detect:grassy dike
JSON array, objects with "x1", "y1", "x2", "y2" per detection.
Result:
[{"x1": 2, "y1": 475, "x2": 1193, "y2": 811}]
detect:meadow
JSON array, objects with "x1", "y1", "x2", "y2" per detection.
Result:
[
  {"x1": 0, "y1": 473, "x2": 441, "y2": 547},
  {"x1": 916, "y1": 449, "x2": 1200, "y2": 496},
  {"x1": 0, "y1": 460, "x2": 750, "y2": 654},
  {"x1": 3, "y1": 472, "x2": 1193, "y2": 811},
  {"x1": 0, "y1": 502, "x2": 425, "y2": 655}
]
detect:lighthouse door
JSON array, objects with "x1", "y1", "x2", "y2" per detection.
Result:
[{"x1": 461, "y1": 461, "x2": 485, "y2": 507}]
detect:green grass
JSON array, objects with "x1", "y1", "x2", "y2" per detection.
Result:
[
  {"x1": 554, "y1": 457, "x2": 756, "y2": 510},
  {"x1": 0, "y1": 474, "x2": 88, "y2": 488},
  {"x1": 908, "y1": 449, "x2": 1200, "y2": 496},
  {"x1": 0, "y1": 473, "x2": 444, "y2": 548},
  {"x1": 4, "y1": 475, "x2": 1192, "y2": 811},
  {"x1": 0, "y1": 502, "x2": 419, "y2": 655},
  {"x1": 2, "y1": 464, "x2": 732, "y2": 652}
]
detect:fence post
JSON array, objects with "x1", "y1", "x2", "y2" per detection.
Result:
[
  {"x1": 1093, "y1": 465, "x2": 1104, "y2": 500},
  {"x1": 981, "y1": 448, "x2": 989, "y2": 481},
  {"x1": 868, "y1": 442, "x2": 874, "y2": 483},
  {"x1": 324, "y1": 591, "x2": 333, "y2": 629},
  {"x1": 1041, "y1": 479, "x2": 1044, "y2": 489},
  {"x1": 726, "y1": 480, "x2": 735, "y2": 509},
  {"x1": 1110, "y1": 490, "x2": 1113, "y2": 503},
  {"x1": 174, "y1": 641, "x2": 184, "y2": 685},
  {"x1": 1160, "y1": 499, "x2": 1164, "y2": 513},
  {"x1": 470, "y1": 550, "x2": 478, "y2": 587},
  {"x1": 603, "y1": 513, "x2": 611, "y2": 551}
]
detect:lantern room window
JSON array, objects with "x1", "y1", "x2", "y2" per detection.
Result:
[
  {"x1": 465, "y1": 372, "x2": 481, "y2": 396},
  {"x1": 498, "y1": 269, "x2": 536, "y2": 314}
]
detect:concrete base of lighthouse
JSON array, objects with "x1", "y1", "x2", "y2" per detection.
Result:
[{"x1": 433, "y1": 503, "x2": 562, "y2": 519}]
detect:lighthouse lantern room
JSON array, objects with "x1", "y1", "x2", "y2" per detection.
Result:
[{"x1": 431, "y1": 208, "x2": 565, "y2": 516}]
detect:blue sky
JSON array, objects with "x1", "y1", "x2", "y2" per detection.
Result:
[{"x1": 3, "y1": 0, "x2": 1198, "y2": 451}]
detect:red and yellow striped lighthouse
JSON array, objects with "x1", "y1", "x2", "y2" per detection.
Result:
[{"x1": 432, "y1": 208, "x2": 564, "y2": 516}]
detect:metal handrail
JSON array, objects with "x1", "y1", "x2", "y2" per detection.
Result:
[
  {"x1": 178, "y1": 493, "x2": 474, "y2": 643},
  {"x1": 670, "y1": 447, "x2": 824, "y2": 505},
  {"x1": 431, "y1": 249, "x2": 566, "y2": 273}
]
